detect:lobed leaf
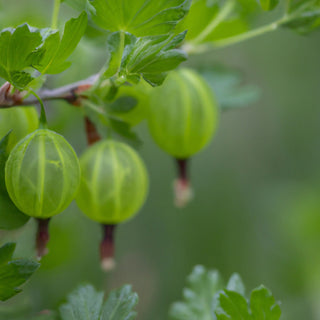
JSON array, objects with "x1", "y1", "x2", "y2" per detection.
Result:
[
  {"x1": 0, "y1": 242, "x2": 39, "y2": 301},
  {"x1": 0, "y1": 24, "x2": 42, "y2": 89},
  {"x1": 216, "y1": 290, "x2": 251, "y2": 319},
  {"x1": 90, "y1": 0, "x2": 192, "y2": 36},
  {"x1": 169, "y1": 265, "x2": 223, "y2": 320},
  {"x1": 60, "y1": 284, "x2": 104, "y2": 320},
  {"x1": 119, "y1": 32, "x2": 188, "y2": 86},
  {"x1": 250, "y1": 286, "x2": 282, "y2": 320},
  {"x1": 101, "y1": 285, "x2": 138, "y2": 320},
  {"x1": 59, "y1": 284, "x2": 138, "y2": 320},
  {"x1": 171, "y1": 266, "x2": 281, "y2": 320},
  {"x1": 34, "y1": 12, "x2": 88, "y2": 74}
]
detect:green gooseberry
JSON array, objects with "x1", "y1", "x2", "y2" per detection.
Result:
[
  {"x1": 0, "y1": 107, "x2": 39, "y2": 152},
  {"x1": 148, "y1": 68, "x2": 218, "y2": 159},
  {"x1": 110, "y1": 80, "x2": 151, "y2": 126},
  {"x1": 5, "y1": 129, "x2": 81, "y2": 219},
  {"x1": 76, "y1": 140, "x2": 148, "y2": 224}
]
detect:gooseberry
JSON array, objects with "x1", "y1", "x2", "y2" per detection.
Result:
[
  {"x1": 148, "y1": 68, "x2": 218, "y2": 207},
  {"x1": 76, "y1": 139, "x2": 148, "y2": 270},
  {"x1": 5, "y1": 129, "x2": 81, "y2": 257},
  {"x1": 148, "y1": 68, "x2": 218, "y2": 158},
  {"x1": 5, "y1": 129, "x2": 81, "y2": 218}
]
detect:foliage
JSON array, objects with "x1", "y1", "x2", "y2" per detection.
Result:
[
  {"x1": 90, "y1": 0, "x2": 192, "y2": 36},
  {"x1": 170, "y1": 265, "x2": 281, "y2": 320},
  {"x1": 0, "y1": 13, "x2": 87, "y2": 89},
  {"x1": 0, "y1": 0, "x2": 319, "y2": 319},
  {"x1": 0, "y1": 242, "x2": 39, "y2": 301},
  {"x1": 59, "y1": 284, "x2": 138, "y2": 320}
]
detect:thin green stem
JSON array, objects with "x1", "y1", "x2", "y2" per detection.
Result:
[
  {"x1": 192, "y1": 0, "x2": 236, "y2": 45},
  {"x1": 31, "y1": 90, "x2": 48, "y2": 129},
  {"x1": 185, "y1": 14, "x2": 292, "y2": 54},
  {"x1": 51, "y1": 0, "x2": 61, "y2": 29},
  {"x1": 184, "y1": 1, "x2": 315, "y2": 55},
  {"x1": 211, "y1": 21, "x2": 280, "y2": 49}
]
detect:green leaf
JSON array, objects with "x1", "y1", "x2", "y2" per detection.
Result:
[
  {"x1": 176, "y1": 0, "x2": 254, "y2": 45},
  {"x1": 101, "y1": 285, "x2": 138, "y2": 320},
  {"x1": 109, "y1": 117, "x2": 141, "y2": 144},
  {"x1": 103, "y1": 32, "x2": 134, "y2": 79},
  {"x1": 259, "y1": 0, "x2": 279, "y2": 11},
  {"x1": 59, "y1": 284, "x2": 104, "y2": 320},
  {"x1": 169, "y1": 265, "x2": 223, "y2": 320},
  {"x1": 91, "y1": 0, "x2": 191, "y2": 36},
  {"x1": 199, "y1": 66, "x2": 261, "y2": 111},
  {"x1": 0, "y1": 24, "x2": 42, "y2": 89},
  {"x1": 250, "y1": 286, "x2": 281, "y2": 320},
  {"x1": 0, "y1": 242, "x2": 39, "y2": 301},
  {"x1": 215, "y1": 286, "x2": 282, "y2": 320},
  {"x1": 0, "y1": 243, "x2": 15, "y2": 265},
  {"x1": 34, "y1": 12, "x2": 88, "y2": 74},
  {"x1": 171, "y1": 266, "x2": 281, "y2": 320},
  {"x1": 216, "y1": 290, "x2": 251, "y2": 320},
  {"x1": 59, "y1": 284, "x2": 138, "y2": 320},
  {"x1": 0, "y1": 132, "x2": 30, "y2": 230},
  {"x1": 119, "y1": 32, "x2": 188, "y2": 86},
  {"x1": 108, "y1": 96, "x2": 138, "y2": 113}
]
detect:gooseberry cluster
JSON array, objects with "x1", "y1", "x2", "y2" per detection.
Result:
[{"x1": 0, "y1": 67, "x2": 218, "y2": 270}]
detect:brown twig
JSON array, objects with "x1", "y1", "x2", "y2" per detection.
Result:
[{"x1": 0, "y1": 74, "x2": 99, "y2": 108}]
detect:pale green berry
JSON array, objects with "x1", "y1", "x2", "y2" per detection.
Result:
[
  {"x1": 5, "y1": 129, "x2": 81, "y2": 218},
  {"x1": 76, "y1": 140, "x2": 148, "y2": 224},
  {"x1": 111, "y1": 81, "x2": 150, "y2": 126},
  {"x1": 148, "y1": 68, "x2": 218, "y2": 158},
  {"x1": 0, "y1": 107, "x2": 39, "y2": 151}
]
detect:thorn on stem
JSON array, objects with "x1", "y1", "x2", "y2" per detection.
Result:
[
  {"x1": 174, "y1": 158, "x2": 193, "y2": 208},
  {"x1": 100, "y1": 224, "x2": 117, "y2": 272},
  {"x1": 36, "y1": 218, "x2": 51, "y2": 260}
]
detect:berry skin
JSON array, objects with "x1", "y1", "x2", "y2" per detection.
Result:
[
  {"x1": 76, "y1": 140, "x2": 148, "y2": 225},
  {"x1": 5, "y1": 129, "x2": 81, "y2": 218},
  {"x1": 0, "y1": 107, "x2": 39, "y2": 151},
  {"x1": 148, "y1": 68, "x2": 218, "y2": 158}
]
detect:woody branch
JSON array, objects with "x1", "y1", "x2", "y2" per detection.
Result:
[{"x1": 0, "y1": 74, "x2": 99, "y2": 108}]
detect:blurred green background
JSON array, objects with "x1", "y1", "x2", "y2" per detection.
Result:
[{"x1": 1, "y1": 1, "x2": 320, "y2": 319}]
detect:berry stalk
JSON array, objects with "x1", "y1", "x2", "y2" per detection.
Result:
[
  {"x1": 100, "y1": 224, "x2": 117, "y2": 271},
  {"x1": 174, "y1": 158, "x2": 193, "y2": 208},
  {"x1": 36, "y1": 218, "x2": 51, "y2": 260}
]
